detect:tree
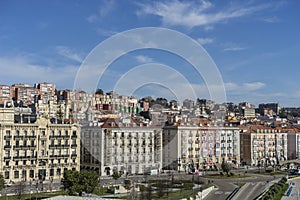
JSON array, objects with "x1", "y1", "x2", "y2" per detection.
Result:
[
  {"x1": 62, "y1": 170, "x2": 80, "y2": 195},
  {"x1": 15, "y1": 181, "x2": 25, "y2": 200},
  {"x1": 79, "y1": 170, "x2": 99, "y2": 194},
  {"x1": 221, "y1": 162, "x2": 230, "y2": 175},
  {"x1": 124, "y1": 179, "x2": 131, "y2": 191},
  {"x1": 0, "y1": 174, "x2": 5, "y2": 191},
  {"x1": 62, "y1": 170, "x2": 99, "y2": 196},
  {"x1": 95, "y1": 89, "x2": 104, "y2": 95}
]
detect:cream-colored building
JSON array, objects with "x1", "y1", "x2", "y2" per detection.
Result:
[
  {"x1": 240, "y1": 125, "x2": 288, "y2": 166},
  {"x1": 162, "y1": 118, "x2": 240, "y2": 172},
  {"x1": 80, "y1": 117, "x2": 162, "y2": 176},
  {"x1": 0, "y1": 104, "x2": 80, "y2": 183}
]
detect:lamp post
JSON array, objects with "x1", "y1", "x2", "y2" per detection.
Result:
[{"x1": 178, "y1": 157, "x2": 181, "y2": 173}]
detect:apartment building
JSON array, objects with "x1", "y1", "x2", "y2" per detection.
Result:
[
  {"x1": 287, "y1": 127, "x2": 300, "y2": 160},
  {"x1": 80, "y1": 117, "x2": 162, "y2": 176},
  {"x1": 0, "y1": 85, "x2": 12, "y2": 104},
  {"x1": 0, "y1": 104, "x2": 80, "y2": 183},
  {"x1": 240, "y1": 125, "x2": 288, "y2": 166},
  {"x1": 12, "y1": 84, "x2": 38, "y2": 105},
  {"x1": 162, "y1": 118, "x2": 240, "y2": 172}
]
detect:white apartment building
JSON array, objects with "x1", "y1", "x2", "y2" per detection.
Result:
[
  {"x1": 80, "y1": 117, "x2": 162, "y2": 176},
  {"x1": 240, "y1": 125, "x2": 288, "y2": 166},
  {"x1": 162, "y1": 118, "x2": 240, "y2": 172}
]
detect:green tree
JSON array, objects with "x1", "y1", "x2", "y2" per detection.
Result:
[
  {"x1": 221, "y1": 162, "x2": 230, "y2": 175},
  {"x1": 0, "y1": 174, "x2": 5, "y2": 191},
  {"x1": 95, "y1": 89, "x2": 104, "y2": 95},
  {"x1": 62, "y1": 170, "x2": 99, "y2": 196},
  {"x1": 62, "y1": 170, "x2": 81, "y2": 195},
  {"x1": 124, "y1": 179, "x2": 131, "y2": 191},
  {"x1": 79, "y1": 170, "x2": 99, "y2": 194}
]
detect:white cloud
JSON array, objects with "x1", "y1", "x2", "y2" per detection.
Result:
[
  {"x1": 135, "y1": 55, "x2": 153, "y2": 63},
  {"x1": 137, "y1": 0, "x2": 272, "y2": 28},
  {"x1": 261, "y1": 16, "x2": 280, "y2": 23},
  {"x1": 225, "y1": 82, "x2": 265, "y2": 92},
  {"x1": 224, "y1": 47, "x2": 246, "y2": 51},
  {"x1": 56, "y1": 46, "x2": 83, "y2": 63},
  {"x1": 87, "y1": 0, "x2": 115, "y2": 23},
  {"x1": 99, "y1": 0, "x2": 115, "y2": 17},
  {"x1": 243, "y1": 82, "x2": 265, "y2": 91},
  {"x1": 0, "y1": 55, "x2": 78, "y2": 89},
  {"x1": 197, "y1": 37, "x2": 214, "y2": 45}
]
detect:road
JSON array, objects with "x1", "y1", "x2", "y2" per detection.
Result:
[
  {"x1": 204, "y1": 173, "x2": 284, "y2": 200},
  {"x1": 282, "y1": 177, "x2": 300, "y2": 200}
]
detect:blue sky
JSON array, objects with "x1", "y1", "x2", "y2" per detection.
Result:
[{"x1": 0, "y1": 0, "x2": 299, "y2": 106}]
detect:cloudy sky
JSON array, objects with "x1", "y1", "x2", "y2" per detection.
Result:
[{"x1": 0, "y1": 0, "x2": 299, "y2": 106}]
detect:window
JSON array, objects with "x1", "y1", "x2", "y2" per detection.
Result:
[
  {"x1": 41, "y1": 140, "x2": 45, "y2": 146},
  {"x1": 71, "y1": 149, "x2": 76, "y2": 155},
  {"x1": 31, "y1": 130, "x2": 35, "y2": 136},
  {"x1": 41, "y1": 150, "x2": 45, "y2": 156},
  {"x1": 30, "y1": 170, "x2": 34, "y2": 178},
  {"x1": 14, "y1": 170, "x2": 19, "y2": 178},
  {"x1": 41, "y1": 130, "x2": 45, "y2": 136},
  {"x1": 30, "y1": 150, "x2": 34, "y2": 157},
  {"x1": 57, "y1": 168, "x2": 61, "y2": 176},
  {"x1": 4, "y1": 171, "x2": 9, "y2": 179},
  {"x1": 5, "y1": 161, "x2": 9, "y2": 166},
  {"x1": 22, "y1": 170, "x2": 26, "y2": 179},
  {"x1": 49, "y1": 149, "x2": 54, "y2": 156},
  {"x1": 15, "y1": 130, "x2": 19, "y2": 136},
  {"x1": 31, "y1": 140, "x2": 35, "y2": 146},
  {"x1": 24, "y1": 130, "x2": 27, "y2": 137},
  {"x1": 23, "y1": 160, "x2": 26, "y2": 165},
  {"x1": 6, "y1": 130, "x2": 11, "y2": 136},
  {"x1": 50, "y1": 169, "x2": 54, "y2": 176}
]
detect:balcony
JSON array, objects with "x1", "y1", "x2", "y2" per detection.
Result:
[
  {"x1": 14, "y1": 136, "x2": 24, "y2": 140},
  {"x1": 188, "y1": 155, "x2": 193, "y2": 158},
  {"x1": 4, "y1": 135, "x2": 12, "y2": 140},
  {"x1": 4, "y1": 145, "x2": 11, "y2": 149},
  {"x1": 24, "y1": 135, "x2": 36, "y2": 139},
  {"x1": 4, "y1": 156, "x2": 11, "y2": 160}
]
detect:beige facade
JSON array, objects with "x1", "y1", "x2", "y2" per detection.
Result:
[
  {"x1": 240, "y1": 126, "x2": 288, "y2": 166},
  {"x1": 0, "y1": 106, "x2": 80, "y2": 183},
  {"x1": 162, "y1": 121, "x2": 240, "y2": 172},
  {"x1": 80, "y1": 118, "x2": 162, "y2": 176}
]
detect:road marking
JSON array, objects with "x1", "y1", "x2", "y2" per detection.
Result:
[{"x1": 215, "y1": 191, "x2": 223, "y2": 194}]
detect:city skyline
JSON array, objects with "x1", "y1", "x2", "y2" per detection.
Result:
[{"x1": 0, "y1": 0, "x2": 299, "y2": 106}]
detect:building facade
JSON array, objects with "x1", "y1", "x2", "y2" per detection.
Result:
[
  {"x1": 240, "y1": 126, "x2": 288, "y2": 166},
  {"x1": 162, "y1": 119, "x2": 240, "y2": 172},
  {"x1": 0, "y1": 105, "x2": 80, "y2": 183},
  {"x1": 80, "y1": 117, "x2": 162, "y2": 176}
]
